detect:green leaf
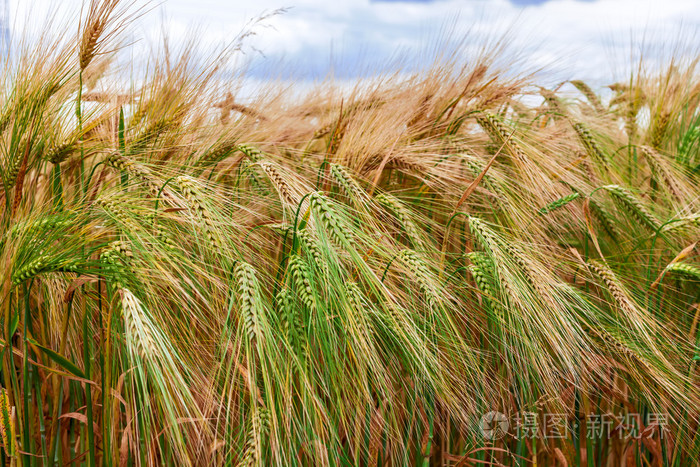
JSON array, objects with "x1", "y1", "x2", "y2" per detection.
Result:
[
  {"x1": 27, "y1": 337, "x2": 85, "y2": 378},
  {"x1": 10, "y1": 311, "x2": 19, "y2": 336}
]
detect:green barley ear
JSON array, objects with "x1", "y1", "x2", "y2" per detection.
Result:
[
  {"x1": 467, "y1": 252, "x2": 501, "y2": 314},
  {"x1": 269, "y1": 222, "x2": 293, "y2": 237},
  {"x1": 128, "y1": 117, "x2": 172, "y2": 155},
  {"x1": 538, "y1": 192, "x2": 580, "y2": 215},
  {"x1": 330, "y1": 163, "x2": 366, "y2": 202},
  {"x1": 572, "y1": 122, "x2": 610, "y2": 170},
  {"x1": 466, "y1": 216, "x2": 500, "y2": 254},
  {"x1": 287, "y1": 255, "x2": 316, "y2": 313},
  {"x1": 121, "y1": 289, "x2": 158, "y2": 359},
  {"x1": 639, "y1": 146, "x2": 683, "y2": 201},
  {"x1": 666, "y1": 262, "x2": 700, "y2": 282},
  {"x1": 660, "y1": 215, "x2": 700, "y2": 235},
  {"x1": 259, "y1": 162, "x2": 298, "y2": 207},
  {"x1": 276, "y1": 287, "x2": 305, "y2": 354},
  {"x1": 464, "y1": 158, "x2": 507, "y2": 212},
  {"x1": 236, "y1": 144, "x2": 262, "y2": 162},
  {"x1": 376, "y1": 193, "x2": 424, "y2": 249},
  {"x1": 45, "y1": 141, "x2": 77, "y2": 164},
  {"x1": 570, "y1": 80, "x2": 604, "y2": 112},
  {"x1": 235, "y1": 261, "x2": 265, "y2": 346},
  {"x1": 197, "y1": 138, "x2": 238, "y2": 166},
  {"x1": 474, "y1": 110, "x2": 527, "y2": 162},
  {"x1": 174, "y1": 175, "x2": 222, "y2": 249},
  {"x1": 101, "y1": 241, "x2": 131, "y2": 289},
  {"x1": 588, "y1": 198, "x2": 621, "y2": 240},
  {"x1": 296, "y1": 229, "x2": 329, "y2": 275},
  {"x1": 11, "y1": 255, "x2": 78, "y2": 286},
  {"x1": 587, "y1": 260, "x2": 638, "y2": 315},
  {"x1": 397, "y1": 249, "x2": 439, "y2": 310},
  {"x1": 0, "y1": 389, "x2": 15, "y2": 457},
  {"x1": 309, "y1": 192, "x2": 354, "y2": 247},
  {"x1": 106, "y1": 153, "x2": 165, "y2": 198},
  {"x1": 603, "y1": 185, "x2": 661, "y2": 232},
  {"x1": 678, "y1": 124, "x2": 699, "y2": 162},
  {"x1": 241, "y1": 408, "x2": 270, "y2": 466}
]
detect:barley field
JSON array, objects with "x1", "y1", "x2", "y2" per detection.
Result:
[{"x1": 0, "y1": 1, "x2": 699, "y2": 465}]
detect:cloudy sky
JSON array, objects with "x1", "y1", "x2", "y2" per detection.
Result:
[{"x1": 8, "y1": 0, "x2": 700, "y2": 85}]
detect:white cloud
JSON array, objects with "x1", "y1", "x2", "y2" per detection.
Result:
[{"x1": 7, "y1": 0, "x2": 700, "y2": 85}]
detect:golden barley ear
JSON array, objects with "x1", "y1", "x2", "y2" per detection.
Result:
[{"x1": 0, "y1": 389, "x2": 15, "y2": 457}]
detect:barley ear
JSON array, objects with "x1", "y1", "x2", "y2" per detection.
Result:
[{"x1": 0, "y1": 389, "x2": 15, "y2": 457}]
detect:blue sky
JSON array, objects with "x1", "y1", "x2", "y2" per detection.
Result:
[{"x1": 9, "y1": 0, "x2": 700, "y2": 86}]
